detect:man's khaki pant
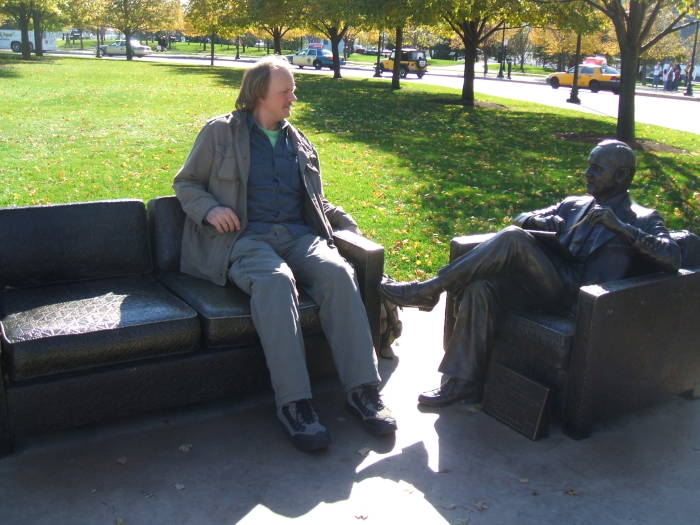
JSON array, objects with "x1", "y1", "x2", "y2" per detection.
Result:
[{"x1": 228, "y1": 225, "x2": 380, "y2": 407}]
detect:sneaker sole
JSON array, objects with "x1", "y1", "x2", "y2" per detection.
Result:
[{"x1": 346, "y1": 403, "x2": 397, "y2": 437}]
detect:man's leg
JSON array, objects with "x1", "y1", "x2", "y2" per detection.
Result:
[
  {"x1": 283, "y1": 234, "x2": 395, "y2": 435},
  {"x1": 380, "y1": 226, "x2": 565, "y2": 309},
  {"x1": 228, "y1": 233, "x2": 313, "y2": 408},
  {"x1": 283, "y1": 234, "x2": 380, "y2": 391},
  {"x1": 229, "y1": 231, "x2": 332, "y2": 451},
  {"x1": 386, "y1": 227, "x2": 568, "y2": 406}
]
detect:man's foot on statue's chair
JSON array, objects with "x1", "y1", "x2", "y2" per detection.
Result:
[
  {"x1": 418, "y1": 377, "x2": 482, "y2": 407},
  {"x1": 378, "y1": 280, "x2": 441, "y2": 311}
]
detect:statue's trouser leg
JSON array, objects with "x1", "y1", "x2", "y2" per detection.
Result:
[{"x1": 437, "y1": 226, "x2": 567, "y2": 384}]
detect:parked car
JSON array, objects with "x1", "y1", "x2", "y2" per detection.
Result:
[
  {"x1": 286, "y1": 47, "x2": 345, "y2": 70},
  {"x1": 97, "y1": 40, "x2": 152, "y2": 57},
  {"x1": 379, "y1": 48, "x2": 428, "y2": 78},
  {"x1": 547, "y1": 64, "x2": 620, "y2": 93}
]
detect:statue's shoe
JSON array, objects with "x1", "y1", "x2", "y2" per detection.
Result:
[
  {"x1": 418, "y1": 378, "x2": 482, "y2": 407},
  {"x1": 378, "y1": 280, "x2": 440, "y2": 312}
]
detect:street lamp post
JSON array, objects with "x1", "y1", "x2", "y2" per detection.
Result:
[
  {"x1": 497, "y1": 24, "x2": 506, "y2": 78},
  {"x1": 567, "y1": 32, "x2": 583, "y2": 104},
  {"x1": 374, "y1": 31, "x2": 383, "y2": 77},
  {"x1": 685, "y1": 20, "x2": 698, "y2": 97}
]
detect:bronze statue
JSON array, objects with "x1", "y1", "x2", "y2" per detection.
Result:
[{"x1": 380, "y1": 140, "x2": 681, "y2": 407}]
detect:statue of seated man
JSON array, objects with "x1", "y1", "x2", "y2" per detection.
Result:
[{"x1": 380, "y1": 139, "x2": 681, "y2": 407}]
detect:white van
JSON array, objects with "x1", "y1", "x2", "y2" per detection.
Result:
[{"x1": 0, "y1": 30, "x2": 59, "y2": 52}]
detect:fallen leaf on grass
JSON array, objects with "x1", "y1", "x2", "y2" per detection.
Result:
[
  {"x1": 178, "y1": 444, "x2": 193, "y2": 453},
  {"x1": 175, "y1": 483, "x2": 185, "y2": 491},
  {"x1": 564, "y1": 488, "x2": 579, "y2": 496},
  {"x1": 519, "y1": 478, "x2": 529, "y2": 484},
  {"x1": 116, "y1": 456, "x2": 128, "y2": 465}
]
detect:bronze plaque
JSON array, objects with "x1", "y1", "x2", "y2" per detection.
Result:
[{"x1": 482, "y1": 362, "x2": 551, "y2": 440}]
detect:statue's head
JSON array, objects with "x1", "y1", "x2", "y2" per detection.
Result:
[{"x1": 585, "y1": 139, "x2": 636, "y2": 201}]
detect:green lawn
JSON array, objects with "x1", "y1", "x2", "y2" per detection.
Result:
[{"x1": 1, "y1": 54, "x2": 698, "y2": 279}]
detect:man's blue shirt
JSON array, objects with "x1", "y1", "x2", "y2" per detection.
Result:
[{"x1": 244, "y1": 112, "x2": 311, "y2": 237}]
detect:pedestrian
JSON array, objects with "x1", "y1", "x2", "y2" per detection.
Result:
[
  {"x1": 663, "y1": 63, "x2": 673, "y2": 91},
  {"x1": 673, "y1": 63, "x2": 681, "y2": 91},
  {"x1": 652, "y1": 62, "x2": 661, "y2": 89}
]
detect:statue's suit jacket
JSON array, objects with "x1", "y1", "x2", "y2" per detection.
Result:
[{"x1": 514, "y1": 193, "x2": 680, "y2": 292}]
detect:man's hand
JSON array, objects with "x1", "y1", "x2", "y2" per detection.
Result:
[
  {"x1": 587, "y1": 205, "x2": 626, "y2": 234},
  {"x1": 205, "y1": 206, "x2": 241, "y2": 234}
]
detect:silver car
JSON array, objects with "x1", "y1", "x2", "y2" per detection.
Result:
[{"x1": 98, "y1": 40, "x2": 152, "y2": 57}]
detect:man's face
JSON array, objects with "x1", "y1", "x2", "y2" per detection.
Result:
[
  {"x1": 257, "y1": 67, "x2": 297, "y2": 123},
  {"x1": 585, "y1": 148, "x2": 627, "y2": 201}
]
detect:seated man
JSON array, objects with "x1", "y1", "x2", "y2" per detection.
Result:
[
  {"x1": 380, "y1": 140, "x2": 680, "y2": 407},
  {"x1": 174, "y1": 56, "x2": 395, "y2": 452}
]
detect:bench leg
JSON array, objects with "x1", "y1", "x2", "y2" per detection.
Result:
[{"x1": 0, "y1": 367, "x2": 13, "y2": 455}]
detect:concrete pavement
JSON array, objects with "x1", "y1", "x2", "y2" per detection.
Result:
[{"x1": 2, "y1": 297, "x2": 700, "y2": 525}]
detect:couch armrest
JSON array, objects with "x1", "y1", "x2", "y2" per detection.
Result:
[
  {"x1": 444, "y1": 234, "x2": 497, "y2": 348},
  {"x1": 333, "y1": 230, "x2": 385, "y2": 355},
  {"x1": 0, "y1": 340, "x2": 12, "y2": 455},
  {"x1": 564, "y1": 268, "x2": 700, "y2": 438}
]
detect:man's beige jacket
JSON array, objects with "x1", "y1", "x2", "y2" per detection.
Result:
[{"x1": 173, "y1": 110, "x2": 358, "y2": 286}]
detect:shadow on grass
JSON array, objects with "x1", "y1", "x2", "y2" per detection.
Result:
[{"x1": 0, "y1": 53, "x2": 60, "y2": 67}]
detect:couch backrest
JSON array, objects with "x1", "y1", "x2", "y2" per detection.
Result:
[
  {"x1": 0, "y1": 199, "x2": 152, "y2": 290},
  {"x1": 147, "y1": 196, "x2": 185, "y2": 273}
]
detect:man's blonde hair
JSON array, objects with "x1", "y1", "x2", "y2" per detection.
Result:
[{"x1": 235, "y1": 55, "x2": 291, "y2": 112}]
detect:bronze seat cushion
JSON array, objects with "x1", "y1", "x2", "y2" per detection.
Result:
[
  {"x1": 1, "y1": 276, "x2": 200, "y2": 381},
  {"x1": 156, "y1": 272, "x2": 322, "y2": 349}
]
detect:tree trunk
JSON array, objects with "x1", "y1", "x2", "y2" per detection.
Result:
[
  {"x1": 236, "y1": 36, "x2": 240, "y2": 59},
  {"x1": 273, "y1": 29, "x2": 282, "y2": 54},
  {"x1": 391, "y1": 26, "x2": 403, "y2": 90},
  {"x1": 32, "y1": 11, "x2": 44, "y2": 57},
  {"x1": 329, "y1": 28, "x2": 343, "y2": 79},
  {"x1": 79, "y1": 30, "x2": 84, "y2": 50},
  {"x1": 20, "y1": 21, "x2": 31, "y2": 60},
  {"x1": 616, "y1": 44, "x2": 638, "y2": 142},
  {"x1": 461, "y1": 41, "x2": 477, "y2": 106},
  {"x1": 125, "y1": 30, "x2": 133, "y2": 61},
  {"x1": 210, "y1": 32, "x2": 215, "y2": 66}
]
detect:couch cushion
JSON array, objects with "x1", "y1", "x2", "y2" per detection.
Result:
[
  {"x1": 1, "y1": 276, "x2": 200, "y2": 381},
  {"x1": 492, "y1": 309, "x2": 576, "y2": 390},
  {"x1": 0, "y1": 200, "x2": 152, "y2": 290},
  {"x1": 156, "y1": 271, "x2": 322, "y2": 348}
]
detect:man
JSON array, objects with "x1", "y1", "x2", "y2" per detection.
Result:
[
  {"x1": 652, "y1": 62, "x2": 661, "y2": 89},
  {"x1": 174, "y1": 56, "x2": 395, "y2": 452},
  {"x1": 380, "y1": 140, "x2": 680, "y2": 407}
]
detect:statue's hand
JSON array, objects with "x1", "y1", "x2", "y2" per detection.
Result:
[{"x1": 587, "y1": 205, "x2": 626, "y2": 234}]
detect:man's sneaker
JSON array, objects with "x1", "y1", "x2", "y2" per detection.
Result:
[
  {"x1": 347, "y1": 384, "x2": 397, "y2": 436},
  {"x1": 277, "y1": 399, "x2": 331, "y2": 452}
]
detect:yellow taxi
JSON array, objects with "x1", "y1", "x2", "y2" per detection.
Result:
[
  {"x1": 379, "y1": 48, "x2": 428, "y2": 78},
  {"x1": 546, "y1": 57, "x2": 620, "y2": 93}
]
